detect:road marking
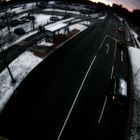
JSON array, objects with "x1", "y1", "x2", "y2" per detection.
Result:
[
  {"x1": 99, "y1": 35, "x2": 107, "y2": 50},
  {"x1": 57, "y1": 55, "x2": 96, "y2": 140},
  {"x1": 106, "y1": 43, "x2": 110, "y2": 54},
  {"x1": 98, "y1": 96, "x2": 108, "y2": 124},
  {"x1": 121, "y1": 50, "x2": 123, "y2": 62},
  {"x1": 114, "y1": 41, "x2": 117, "y2": 58},
  {"x1": 110, "y1": 65, "x2": 114, "y2": 79},
  {"x1": 57, "y1": 35, "x2": 107, "y2": 140}
]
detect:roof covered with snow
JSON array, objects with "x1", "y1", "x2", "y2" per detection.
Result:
[{"x1": 46, "y1": 23, "x2": 67, "y2": 32}]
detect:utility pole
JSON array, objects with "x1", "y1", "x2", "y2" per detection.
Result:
[
  {"x1": 0, "y1": 44, "x2": 16, "y2": 84},
  {"x1": 6, "y1": 15, "x2": 12, "y2": 43}
]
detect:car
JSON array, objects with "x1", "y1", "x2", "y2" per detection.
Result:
[
  {"x1": 50, "y1": 16, "x2": 60, "y2": 22},
  {"x1": 110, "y1": 74, "x2": 127, "y2": 106},
  {"x1": 20, "y1": 17, "x2": 30, "y2": 24},
  {"x1": 14, "y1": 28, "x2": 25, "y2": 36},
  {"x1": 10, "y1": 19, "x2": 20, "y2": 27},
  {"x1": 118, "y1": 27, "x2": 124, "y2": 32},
  {"x1": 117, "y1": 41, "x2": 126, "y2": 49}
]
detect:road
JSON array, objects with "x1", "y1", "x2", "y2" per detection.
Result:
[{"x1": 0, "y1": 14, "x2": 129, "y2": 140}]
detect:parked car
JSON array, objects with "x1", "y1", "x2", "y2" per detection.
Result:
[
  {"x1": 20, "y1": 16, "x2": 30, "y2": 24},
  {"x1": 10, "y1": 19, "x2": 20, "y2": 27},
  {"x1": 50, "y1": 16, "x2": 60, "y2": 22},
  {"x1": 14, "y1": 28, "x2": 25, "y2": 36},
  {"x1": 110, "y1": 74, "x2": 127, "y2": 106}
]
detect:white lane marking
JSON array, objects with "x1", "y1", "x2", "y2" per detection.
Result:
[
  {"x1": 57, "y1": 55, "x2": 96, "y2": 140},
  {"x1": 106, "y1": 43, "x2": 110, "y2": 54},
  {"x1": 99, "y1": 35, "x2": 107, "y2": 50},
  {"x1": 110, "y1": 65, "x2": 114, "y2": 79},
  {"x1": 114, "y1": 41, "x2": 117, "y2": 58},
  {"x1": 57, "y1": 35, "x2": 107, "y2": 140},
  {"x1": 121, "y1": 50, "x2": 123, "y2": 62},
  {"x1": 98, "y1": 96, "x2": 108, "y2": 124}
]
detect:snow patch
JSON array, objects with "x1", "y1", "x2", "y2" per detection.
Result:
[
  {"x1": 0, "y1": 51, "x2": 42, "y2": 112},
  {"x1": 43, "y1": 8, "x2": 80, "y2": 15},
  {"x1": 130, "y1": 30, "x2": 140, "y2": 48},
  {"x1": 69, "y1": 23, "x2": 87, "y2": 31},
  {"x1": 38, "y1": 40, "x2": 54, "y2": 47},
  {"x1": 128, "y1": 47, "x2": 140, "y2": 139},
  {"x1": 98, "y1": 14, "x2": 107, "y2": 20}
]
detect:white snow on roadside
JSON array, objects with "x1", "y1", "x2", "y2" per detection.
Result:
[
  {"x1": 43, "y1": 8, "x2": 80, "y2": 15},
  {"x1": 69, "y1": 23, "x2": 87, "y2": 31},
  {"x1": 128, "y1": 47, "x2": 140, "y2": 140},
  {"x1": 98, "y1": 14, "x2": 107, "y2": 20},
  {"x1": 0, "y1": 51, "x2": 43, "y2": 112},
  {"x1": 8, "y1": 3, "x2": 36, "y2": 14},
  {"x1": 130, "y1": 30, "x2": 140, "y2": 48},
  {"x1": 80, "y1": 21, "x2": 91, "y2": 26},
  {"x1": 90, "y1": 13, "x2": 100, "y2": 18},
  {"x1": 70, "y1": 19, "x2": 81, "y2": 23},
  {"x1": 38, "y1": 40, "x2": 54, "y2": 47},
  {"x1": 35, "y1": 14, "x2": 51, "y2": 25}
]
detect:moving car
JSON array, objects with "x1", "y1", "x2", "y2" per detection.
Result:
[
  {"x1": 111, "y1": 74, "x2": 127, "y2": 106},
  {"x1": 50, "y1": 16, "x2": 60, "y2": 22}
]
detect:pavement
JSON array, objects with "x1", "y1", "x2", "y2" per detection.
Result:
[{"x1": 0, "y1": 15, "x2": 130, "y2": 140}]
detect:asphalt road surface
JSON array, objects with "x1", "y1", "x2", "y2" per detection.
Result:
[{"x1": 0, "y1": 14, "x2": 130, "y2": 140}]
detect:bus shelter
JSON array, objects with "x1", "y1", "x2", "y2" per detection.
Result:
[{"x1": 45, "y1": 23, "x2": 68, "y2": 43}]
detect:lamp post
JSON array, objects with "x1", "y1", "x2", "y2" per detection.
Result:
[{"x1": 0, "y1": 44, "x2": 16, "y2": 84}]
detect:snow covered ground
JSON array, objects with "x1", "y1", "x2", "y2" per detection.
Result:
[
  {"x1": 0, "y1": 51, "x2": 43, "y2": 112},
  {"x1": 130, "y1": 30, "x2": 140, "y2": 48},
  {"x1": 128, "y1": 47, "x2": 140, "y2": 140},
  {"x1": 43, "y1": 8, "x2": 80, "y2": 15},
  {"x1": 69, "y1": 23, "x2": 87, "y2": 31},
  {"x1": 90, "y1": 13, "x2": 100, "y2": 18}
]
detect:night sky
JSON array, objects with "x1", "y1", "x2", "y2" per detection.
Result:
[{"x1": 89, "y1": 0, "x2": 140, "y2": 11}]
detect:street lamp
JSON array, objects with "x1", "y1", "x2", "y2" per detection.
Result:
[{"x1": 0, "y1": 44, "x2": 16, "y2": 84}]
